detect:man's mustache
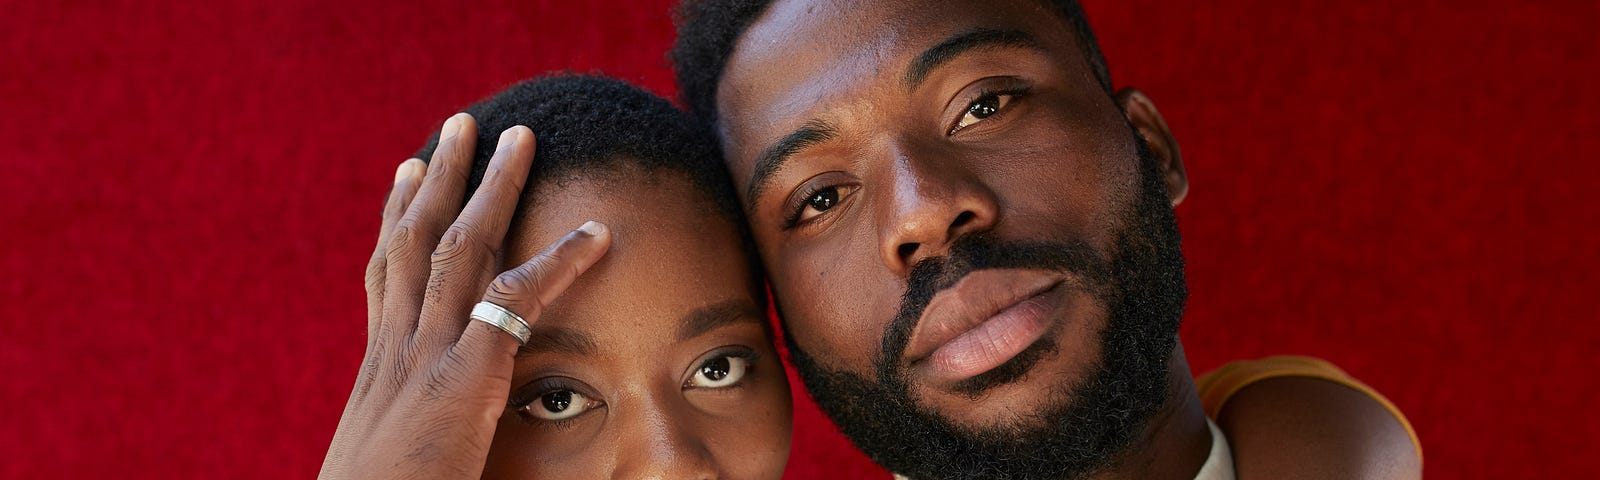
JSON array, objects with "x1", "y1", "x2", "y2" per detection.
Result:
[{"x1": 874, "y1": 233, "x2": 1114, "y2": 382}]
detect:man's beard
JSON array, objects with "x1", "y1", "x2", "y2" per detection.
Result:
[{"x1": 783, "y1": 135, "x2": 1188, "y2": 480}]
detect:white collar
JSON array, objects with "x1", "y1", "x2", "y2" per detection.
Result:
[
  {"x1": 1193, "y1": 418, "x2": 1237, "y2": 480},
  {"x1": 890, "y1": 418, "x2": 1237, "y2": 480}
]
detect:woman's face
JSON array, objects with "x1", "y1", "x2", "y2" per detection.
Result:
[{"x1": 481, "y1": 165, "x2": 791, "y2": 479}]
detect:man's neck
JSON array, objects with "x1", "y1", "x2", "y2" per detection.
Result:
[{"x1": 1088, "y1": 341, "x2": 1212, "y2": 480}]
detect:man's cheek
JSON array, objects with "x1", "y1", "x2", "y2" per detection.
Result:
[{"x1": 780, "y1": 274, "x2": 882, "y2": 372}]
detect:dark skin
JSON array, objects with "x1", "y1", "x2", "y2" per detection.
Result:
[
  {"x1": 711, "y1": 0, "x2": 1418, "y2": 477},
  {"x1": 320, "y1": 117, "x2": 611, "y2": 479},
  {"x1": 321, "y1": 115, "x2": 792, "y2": 479},
  {"x1": 1218, "y1": 377, "x2": 1420, "y2": 478},
  {"x1": 485, "y1": 165, "x2": 791, "y2": 479}
]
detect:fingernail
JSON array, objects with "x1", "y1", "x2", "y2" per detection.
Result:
[
  {"x1": 394, "y1": 159, "x2": 419, "y2": 184},
  {"x1": 441, "y1": 113, "x2": 467, "y2": 142},
  {"x1": 577, "y1": 221, "x2": 606, "y2": 237},
  {"x1": 497, "y1": 126, "x2": 521, "y2": 149}
]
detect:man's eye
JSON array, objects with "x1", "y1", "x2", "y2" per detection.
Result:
[
  {"x1": 951, "y1": 93, "x2": 1016, "y2": 134},
  {"x1": 521, "y1": 390, "x2": 595, "y2": 421},
  {"x1": 688, "y1": 354, "x2": 751, "y2": 388}
]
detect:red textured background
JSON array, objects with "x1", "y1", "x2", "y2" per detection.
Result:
[{"x1": 2, "y1": 0, "x2": 1596, "y2": 478}]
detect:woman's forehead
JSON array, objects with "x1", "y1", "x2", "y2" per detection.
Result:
[
  {"x1": 504, "y1": 167, "x2": 759, "y2": 335},
  {"x1": 509, "y1": 167, "x2": 739, "y2": 261}
]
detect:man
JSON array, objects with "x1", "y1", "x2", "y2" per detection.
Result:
[{"x1": 671, "y1": 0, "x2": 1421, "y2": 478}]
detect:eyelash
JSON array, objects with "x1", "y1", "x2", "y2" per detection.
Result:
[
  {"x1": 504, "y1": 349, "x2": 762, "y2": 428},
  {"x1": 507, "y1": 378, "x2": 598, "y2": 429},
  {"x1": 949, "y1": 86, "x2": 1030, "y2": 135},
  {"x1": 684, "y1": 348, "x2": 762, "y2": 390},
  {"x1": 781, "y1": 184, "x2": 829, "y2": 230},
  {"x1": 542, "y1": 418, "x2": 580, "y2": 431},
  {"x1": 775, "y1": 86, "x2": 1029, "y2": 230}
]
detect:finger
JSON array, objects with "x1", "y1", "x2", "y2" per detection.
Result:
[
  {"x1": 415, "y1": 126, "x2": 536, "y2": 349},
  {"x1": 355, "y1": 159, "x2": 426, "y2": 405},
  {"x1": 383, "y1": 113, "x2": 478, "y2": 355},
  {"x1": 452, "y1": 221, "x2": 612, "y2": 371},
  {"x1": 367, "y1": 159, "x2": 426, "y2": 343}
]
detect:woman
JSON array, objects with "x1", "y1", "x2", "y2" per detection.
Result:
[{"x1": 320, "y1": 75, "x2": 791, "y2": 478}]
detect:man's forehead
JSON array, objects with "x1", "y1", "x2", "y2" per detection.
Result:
[
  {"x1": 715, "y1": 0, "x2": 1064, "y2": 173},
  {"x1": 717, "y1": 0, "x2": 914, "y2": 136}
]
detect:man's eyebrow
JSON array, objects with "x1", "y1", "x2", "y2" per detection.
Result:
[
  {"x1": 904, "y1": 28, "x2": 1043, "y2": 90},
  {"x1": 675, "y1": 300, "x2": 764, "y2": 343},
  {"x1": 745, "y1": 119, "x2": 837, "y2": 211},
  {"x1": 518, "y1": 325, "x2": 599, "y2": 357}
]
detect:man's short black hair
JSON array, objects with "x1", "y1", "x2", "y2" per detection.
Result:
[
  {"x1": 414, "y1": 74, "x2": 765, "y2": 309},
  {"x1": 669, "y1": 0, "x2": 1115, "y2": 124}
]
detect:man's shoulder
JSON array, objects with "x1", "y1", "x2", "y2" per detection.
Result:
[{"x1": 1199, "y1": 356, "x2": 1423, "y2": 479}]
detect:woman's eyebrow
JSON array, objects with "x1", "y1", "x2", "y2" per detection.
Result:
[
  {"x1": 676, "y1": 300, "x2": 765, "y2": 342},
  {"x1": 518, "y1": 326, "x2": 599, "y2": 357}
]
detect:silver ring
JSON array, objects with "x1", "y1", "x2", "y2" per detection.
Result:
[{"x1": 470, "y1": 301, "x2": 531, "y2": 344}]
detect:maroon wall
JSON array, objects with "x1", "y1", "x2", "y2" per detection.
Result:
[{"x1": 3, "y1": 0, "x2": 1595, "y2": 477}]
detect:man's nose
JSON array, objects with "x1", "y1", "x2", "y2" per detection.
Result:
[
  {"x1": 877, "y1": 144, "x2": 1000, "y2": 275},
  {"x1": 610, "y1": 399, "x2": 718, "y2": 480}
]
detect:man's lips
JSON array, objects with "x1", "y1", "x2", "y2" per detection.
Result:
[{"x1": 903, "y1": 269, "x2": 1064, "y2": 386}]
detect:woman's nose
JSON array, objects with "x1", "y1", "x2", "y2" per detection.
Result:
[{"x1": 609, "y1": 400, "x2": 718, "y2": 480}]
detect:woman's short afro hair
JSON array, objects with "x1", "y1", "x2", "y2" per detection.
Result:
[
  {"x1": 412, "y1": 74, "x2": 764, "y2": 309},
  {"x1": 414, "y1": 74, "x2": 743, "y2": 224},
  {"x1": 668, "y1": 0, "x2": 1115, "y2": 125}
]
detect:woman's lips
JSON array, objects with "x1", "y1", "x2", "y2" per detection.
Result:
[{"x1": 903, "y1": 270, "x2": 1064, "y2": 386}]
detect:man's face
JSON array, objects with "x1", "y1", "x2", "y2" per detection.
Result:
[{"x1": 714, "y1": 0, "x2": 1189, "y2": 476}]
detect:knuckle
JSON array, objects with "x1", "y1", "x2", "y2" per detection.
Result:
[
  {"x1": 540, "y1": 248, "x2": 567, "y2": 268},
  {"x1": 401, "y1": 432, "x2": 447, "y2": 464},
  {"x1": 354, "y1": 351, "x2": 381, "y2": 400},
  {"x1": 433, "y1": 133, "x2": 460, "y2": 161},
  {"x1": 384, "y1": 222, "x2": 426, "y2": 259},
  {"x1": 391, "y1": 340, "x2": 420, "y2": 373},
  {"x1": 488, "y1": 265, "x2": 539, "y2": 300},
  {"x1": 382, "y1": 185, "x2": 407, "y2": 217},
  {"x1": 418, "y1": 371, "x2": 447, "y2": 402},
  {"x1": 431, "y1": 225, "x2": 471, "y2": 258},
  {"x1": 432, "y1": 143, "x2": 473, "y2": 181},
  {"x1": 565, "y1": 253, "x2": 585, "y2": 280},
  {"x1": 487, "y1": 260, "x2": 555, "y2": 318},
  {"x1": 377, "y1": 354, "x2": 416, "y2": 393},
  {"x1": 366, "y1": 364, "x2": 408, "y2": 403},
  {"x1": 424, "y1": 228, "x2": 494, "y2": 308},
  {"x1": 418, "y1": 360, "x2": 466, "y2": 402},
  {"x1": 430, "y1": 226, "x2": 493, "y2": 271},
  {"x1": 480, "y1": 166, "x2": 525, "y2": 197},
  {"x1": 363, "y1": 255, "x2": 387, "y2": 296}
]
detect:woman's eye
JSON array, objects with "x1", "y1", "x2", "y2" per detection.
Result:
[
  {"x1": 952, "y1": 93, "x2": 1016, "y2": 134},
  {"x1": 522, "y1": 390, "x2": 594, "y2": 421},
  {"x1": 807, "y1": 188, "x2": 839, "y2": 213},
  {"x1": 688, "y1": 355, "x2": 750, "y2": 388},
  {"x1": 791, "y1": 186, "x2": 842, "y2": 225}
]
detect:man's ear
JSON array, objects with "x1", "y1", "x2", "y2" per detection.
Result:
[{"x1": 1115, "y1": 88, "x2": 1187, "y2": 206}]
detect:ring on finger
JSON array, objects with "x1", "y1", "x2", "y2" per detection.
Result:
[{"x1": 469, "y1": 301, "x2": 531, "y2": 344}]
